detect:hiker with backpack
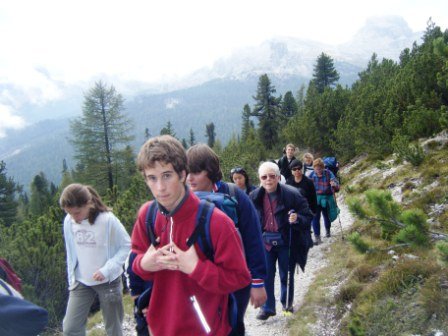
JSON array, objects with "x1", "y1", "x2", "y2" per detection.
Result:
[
  {"x1": 60, "y1": 183, "x2": 131, "y2": 336},
  {"x1": 309, "y1": 158, "x2": 340, "y2": 245},
  {"x1": 277, "y1": 143, "x2": 297, "y2": 180},
  {"x1": 186, "y1": 144, "x2": 267, "y2": 336},
  {"x1": 323, "y1": 156, "x2": 340, "y2": 183},
  {"x1": 130, "y1": 135, "x2": 251, "y2": 336},
  {"x1": 250, "y1": 161, "x2": 314, "y2": 320},
  {"x1": 230, "y1": 166, "x2": 257, "y2": 195}
]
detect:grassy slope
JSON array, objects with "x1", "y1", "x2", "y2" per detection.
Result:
[{"x1": 289, "y1": 136, "x2": 448, "y2": 335}]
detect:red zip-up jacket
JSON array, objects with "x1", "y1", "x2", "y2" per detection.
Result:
[{"x1": 131, "y1": 191, "x2": 251, "y2": 336}]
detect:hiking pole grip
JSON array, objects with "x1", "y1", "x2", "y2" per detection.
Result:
[{"x1": 288, "y1": 209, "x2": 296, "y2": 224}]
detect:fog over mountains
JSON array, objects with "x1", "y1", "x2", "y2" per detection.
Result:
[{"x1": 0, "y1": 15, "x2": 423, "y2": 190}]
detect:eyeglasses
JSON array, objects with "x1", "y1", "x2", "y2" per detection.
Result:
[
  {"x1": 260, "y1": 173, "x2": 277, "y2": 181},
  {"x1": 231, "y1": 167, "x2": 245, "y2": 174},
  {"x1": 291, "y1": 167, "x2": 302, "y2": 171}
]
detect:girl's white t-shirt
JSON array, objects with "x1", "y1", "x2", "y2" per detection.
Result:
[{"x1": 71, "y1": 219, "x2": 108, "y2": 286}]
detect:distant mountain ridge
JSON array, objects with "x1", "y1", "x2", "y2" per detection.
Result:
[
  {"x1": 0, "y1": 15, "x2": 423, "y2": 191},
  {"x1": 181, "y1": 15, "x2": 420, "y2": 86}
]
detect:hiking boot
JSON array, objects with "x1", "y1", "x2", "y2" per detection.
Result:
[
  {"x1": 314, "y1": 235, "x2": 322, "y2": 245},
  {"x1": 325, "y1": 231, "x2": 331, "y2": 238},
  {"x1": 256, "y1": 310, "x2": 276, "y2": 320}
]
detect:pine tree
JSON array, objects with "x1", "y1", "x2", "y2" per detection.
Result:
[
  {"x1": 144, "y1": 128, "x2": 151, "y2": 140},
  {"x1": 312, "y1": 52, "x2": 340, "y2": 93},
  {"x1": 241, "y1": 104, "x2": 254, "y2": 142},
  {"x1": 70, "y1": 81, "x2": 134, "y2": 194},
  {"x1": 281, "y1": 91, "x2": 298, "y2": 118},
  {"x1": 250, "y1": 74, "x2": 281, "y2": 149},
  {"x1": 114, "y1": 173, "x2": 151, "y2": 233},
  {"x1": 29, "y1": 172, "x2": 53, "y2": 217},
  {"x1": 0, "y1": 161, "x2": 19, "y2": 226},
  {"x1": 182, "y1": 138, "x2": 188, "y2": 149},
  {"x1": 160, "y1": 121, "x2": 176, "y2": 137},
  {"x1": 205, "y1": 122, "x2": 216, "y2": 148},
  {"x1": 295, "y1": 84, "x2": 306, "y2": 114},
  {"x1": 189, "y1": 128, "x2": 196, "y2": 147},
  {"x1": 60, "y1": 159, "x2": 73, "y2": 190},
  {"x1": 346, "y1": 189, "x2": 444, "y2": 250}
]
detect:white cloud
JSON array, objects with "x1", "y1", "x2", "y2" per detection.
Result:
[
  {"x1": 0, "y1": 0, "x2": 446, "y2": 136},
  {"x1": 1, "y1": 0, "x2": 446, "y2": 86}
]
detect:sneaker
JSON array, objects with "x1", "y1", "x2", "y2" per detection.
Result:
[
  {"x1": 314, "y1": 235, "x2": 322, "y2": 245},
  {"x1": 282, "y1": 306, "x2": 294, "y2": 313},
  {"x1": 256, "y1": 310, "x2": 276, "y2": 320},
  {"x1": 325, "y1": 231, "x2": 331, "y2": 238}
]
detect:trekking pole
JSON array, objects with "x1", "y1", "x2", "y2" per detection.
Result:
[
  {"x1": 283, "y1": 211, "x2": 294, "y2": 317},
  {"x1": 332, "y1": 190, "x2": 345, "y2": 240}
]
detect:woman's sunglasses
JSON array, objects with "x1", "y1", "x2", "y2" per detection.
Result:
[
  {"x1": 291, "y1": 167, "x2": 302, "y2": 171},
  {"x1": 260, "y1": 173, "x2": 277, "y2": 181},
  {"x1": 231, "y1": 167, "x2": 245, "y2": 174}
]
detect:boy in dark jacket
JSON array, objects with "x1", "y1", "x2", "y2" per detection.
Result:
[
  {"x1": 277, "y1": 143, "x2": 297, "y2": 180},
  {"x1": 186, "y1": 144, "x2": 267, "y2": 336}
]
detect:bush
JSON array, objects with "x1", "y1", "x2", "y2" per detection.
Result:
[
  {"x1": 392, "y1": 134, "x2": 425, "y2": 166},
  {"x1": 0, "y1": 208, "x2": 67, "y2": 331}
]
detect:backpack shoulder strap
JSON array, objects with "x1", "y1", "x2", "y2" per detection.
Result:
[
  {"x1": 145, "y1": 201, "x2": 159, "y2": 247},
  {"x1": 224, "y1": 182, "x2": 240, "y2": 227},
  {"x1": 187, "y1": 200, "x2": 215, "y2": 261}
]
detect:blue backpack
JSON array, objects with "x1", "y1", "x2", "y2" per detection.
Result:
[
  {"x1": 143, "y1": 189, "x2": 239, "y2": 330},
  {"x1": 323, "y1": 157, "x2": 340, "y2": 180},
  {"x1": 193, "y1": 183, "x2": 239, "y2": 227}
]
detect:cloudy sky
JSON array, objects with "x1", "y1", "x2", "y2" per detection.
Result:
[{"x1": 0, "y1": 0, "x2": 447, "y2": 137}]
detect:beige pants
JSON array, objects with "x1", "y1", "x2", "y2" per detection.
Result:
[{"x1": 63, "y1": 276, "x2": 123, "y2": 336}]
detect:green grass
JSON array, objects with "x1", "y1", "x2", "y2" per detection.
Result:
[{"x1": 288, "y1": 147, "x2": 448, "y2": 335}]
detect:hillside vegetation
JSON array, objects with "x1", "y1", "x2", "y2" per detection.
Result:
[
  {"x1": 0, "y1": 21, "x2": 447, "y2": 335},
  {"x1": 289, "y1": 132, "x2": 448, "y2": 335}
]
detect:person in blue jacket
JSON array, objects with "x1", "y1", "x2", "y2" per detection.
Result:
[
  {"x1": 250, "y1": 161, "x2": 314, "y2": 320},
  {"x1": 186, "y1": 143, "x2": 267, "y2": 336}
]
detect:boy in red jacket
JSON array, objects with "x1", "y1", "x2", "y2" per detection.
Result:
[{"x1": 131, "y1": 135, "x2": 251, "y2": 336}]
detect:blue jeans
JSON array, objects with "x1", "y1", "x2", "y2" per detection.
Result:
[
  {"x1": 312, "y1": 205, "x2": 331, "y2": 237},
  {"x1": 262, "y1": 245, "x2": 296, "y2": 314}
]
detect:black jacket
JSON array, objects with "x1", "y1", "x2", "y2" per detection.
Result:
[
  {"x1": 249, "y1": 183, "x2": 314, "y2": 271},
  {"x1": 277, "y1": 155, "x2": 295, "y2": 180},
  {"x1": 286, "y1": 175, "x2": 318, "y2": 214}
]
